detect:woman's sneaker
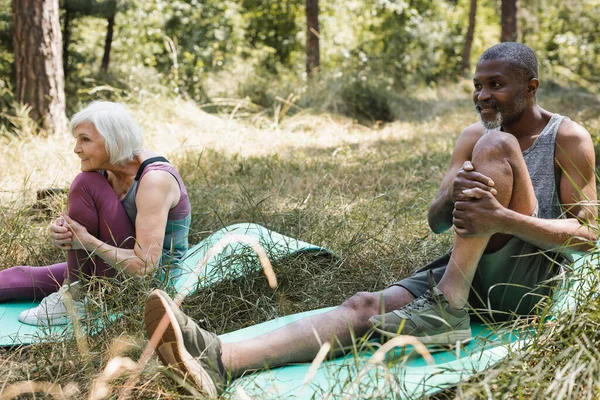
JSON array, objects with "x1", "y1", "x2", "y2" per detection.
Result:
[
  {"x1": 369, "y1": 286, "x2": 472, "y2": 345},
  {"x1": 18, "y1": 283, "x2": 86, "y2": 326},
  {"x1": 144, "y1": 289, "x2": 226, "y2": 398}
]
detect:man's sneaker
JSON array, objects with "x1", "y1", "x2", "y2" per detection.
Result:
[
  {"x1": 144, "y1": 289, "x2": 225, "y2": 398},
  {"x1": 18, "y1": 283, "x2": 86, "y2": 326},
  {"x1": 369, "y1": 287, "x2": 472, "y2": 345}
]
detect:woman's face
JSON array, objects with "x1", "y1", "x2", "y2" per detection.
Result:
[{"x1": 73, "y1": 122, "x2": 110, "y2": 171}]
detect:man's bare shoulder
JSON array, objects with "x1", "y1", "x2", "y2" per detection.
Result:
[
  {"x1": 454, "y1": 122, "x2": 486, "y2": 149},
  {"x1": 554, "y1": 118, "x2": 595, "y2": 174},
  {"x1": 461, "y1": 121, "x2": 486, "y2": 136},
  {"x1": 556, "y1": 118, "x2": 594, "y2": 153}
]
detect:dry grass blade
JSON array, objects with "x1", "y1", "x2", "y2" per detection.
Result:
[
  {"x1": 62, "y1": 286, "x2": 90, "y2": 358},
  {"x1": 116, "y1": 312, "x2": 174, "y2": 400},
  {"x1": 0, "y1": 380, "x2": 79, "y2": 400},
  {"x1": 369, "y1": 335, "x2": 434, "y2": 365},
  {"x1": 90, "y1": 356, "x2": 137, "y2": 400},
  {"x1": 111, "y1": 231, "x2": 279, "y2": 399},
  {"x1": 85, "y1": 336, "x2": 139, "y2": 400},
  {"x1": 303, "y1": 342, "x2": 331, "y2": 385},
  {"x1": 104, "y1": 335, "x2": 137, "y2": 361},
  {"x1": 235, "y1": 387, "x2": 254, "y2": 400},
  {"x1": 175, "y1": 231, "x2": 277, "y2": 303},
  {"x1": 341, "y1": 335, "x2": 434, "y2": 400}
]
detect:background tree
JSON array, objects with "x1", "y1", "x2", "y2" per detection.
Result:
[
  {"x1": 306, "y1": 0, "x2": 319, "y2": 75},
  {"x1": 501, "y1": 0, "x2": 518, "y2": 42},
  {"x1": 2, "y1": 0, "x2": 599, "y2": 128},
  {"x1": 461, "y1": 0, "x2": 477, "y2": 75},
  {"x1": 100, "y1": 0, "x2": 117, "y2": 73},
  {"x1": 12, "y1": 0, "x2": 67, "y2": 134},
  {"x1": 62, "y1": 0, "x2": 120, "y2": 77}
]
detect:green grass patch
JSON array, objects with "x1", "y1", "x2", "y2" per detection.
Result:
[{"x1": 0, "y1": 83, "x2": 598, "y2": 398}]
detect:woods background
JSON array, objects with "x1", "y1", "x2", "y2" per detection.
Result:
[
  {"x1": 1, "y1": 2, "x2": 600, "y2": 398},
  {"x1": 0, "y1": 0, "x2": 598, "y2": 136}
]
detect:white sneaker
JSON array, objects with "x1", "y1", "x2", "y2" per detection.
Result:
[{"x1": 19, "y1": 283, "x2": 87, "y2": 326}]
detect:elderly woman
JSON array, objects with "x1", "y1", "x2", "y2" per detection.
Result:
[{"x1": 0, "y1": 101, "x2": 191, "y2": 325}]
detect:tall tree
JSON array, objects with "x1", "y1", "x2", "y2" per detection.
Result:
[
  {"x1": 62, "y1": 4, "x2": 71, "y2": 78},
  {"x1": 63, "y1": 0, "x2": 120, "y2": 76},
  {"x1": 501, "y1": 0, "x2": 518, "y2": 42},
  {"x1": 100, "y1": 7, "x2": 116, "y2": 73},
  {"x1": 12, "y1": 0, "x2": 67, "y2": 134},
  {"x1": 461, "y1": 0, "x2": 477, "y2": 75},
  {"x1": 305, "y1": 0, "x2": 319, "y2": 75}
]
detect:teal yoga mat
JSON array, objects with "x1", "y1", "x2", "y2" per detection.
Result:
[
  {"x1": 173, "y1": 223, "x2": 335, "y2": 298},
  {"x1": 0, "y1": 223, "x2": 594, "y2": 398},
  {"x1": 223, "y1": 311, "x2": 521, "y2": 399},
  {"x1": 0, "y1": 223, "x2": 335, "y2": 346},
  {"x1": 222, "y1": 251, "x2": 596, "y2": 399}
]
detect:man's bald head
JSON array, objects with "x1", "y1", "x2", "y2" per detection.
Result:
[{"x1": 478, "y1": 42, "x2": 538, "y2": 83}]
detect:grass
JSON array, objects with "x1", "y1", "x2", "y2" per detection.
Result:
[{"x1": 0, "y1": 81, "x2": 599, "y2": 399}]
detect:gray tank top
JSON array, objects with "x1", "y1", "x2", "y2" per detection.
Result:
[
  {"x1": 473, "y1": 114, "x2": 571, "y2": 317},
  {"x1": 522, "y1": 114, "x2": 567, "y2": 220}
]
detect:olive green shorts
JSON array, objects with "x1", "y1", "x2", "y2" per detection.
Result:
[{"x1": 391, "y1": 237, "x2": 567, "y2": 321}]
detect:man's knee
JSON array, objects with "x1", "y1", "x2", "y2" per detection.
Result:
[
  {"x1": 473, "y1": 131, "x2": 520, "y2": 161},
  {"x1": 340, "y1": 291, "x2": 381, "y2": 320}
]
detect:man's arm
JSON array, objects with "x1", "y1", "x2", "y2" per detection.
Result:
[
  {"x1": 459, "y1": 121, "x2": 597, "y2": 254},
  {"x1": 428, "y1": 124, "x2": 490, "y2": 233},
  {"x1": 504, "y1": 121, "x2": 597, "y2": 253}
]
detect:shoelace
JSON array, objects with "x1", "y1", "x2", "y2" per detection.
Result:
[
  {"x1": 401, "y1": 290, "x2": 436, "y2": 313},
  {"x1": 37, "y1": 290, "x2": 62, "y2": 311},
  {"x1": 401, "y1": 269, "x2": 441, "y2": 313}
]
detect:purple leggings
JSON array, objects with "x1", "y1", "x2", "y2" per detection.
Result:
[{"x1": 0, "y1": 172, "x2": 135, "y2": 301}]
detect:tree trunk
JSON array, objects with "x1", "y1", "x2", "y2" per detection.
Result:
[
  {"x1": 305, "y1": 0, "x2": 320, "y2": 75},
  {"x1": 461, "y1": 0, "x2": 477, "y2": 75},
  {"x1": 101, "y1": 12, "x2": 115, "y2": 73},
  {"x1": 500, "y1": 0, "x2": 518, "y2": 42},
  {"x1": 63, "y1": 6, "x2": 70, "y2": 79},
  {"x1": 12, "y1": 0, "x2": 67, "y2": 135}
]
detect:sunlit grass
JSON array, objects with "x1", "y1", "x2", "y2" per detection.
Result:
[{"x1": 0, "y1": 81, "x2": 599, "y2": 398}]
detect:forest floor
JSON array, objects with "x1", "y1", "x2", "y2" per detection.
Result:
[{"x1": 0, "y1": 82, "x2": 599, "y2": 399}]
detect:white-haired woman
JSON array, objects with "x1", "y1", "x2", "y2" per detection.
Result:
[{"x1": 0, "y1": 101, "x2": 191, "y2": 325}]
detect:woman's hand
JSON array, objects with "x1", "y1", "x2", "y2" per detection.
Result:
[
  {"x1": 50, "y1": 216, "x2": 72, "y2": 250},
  {"x1": 60, "y1": 213, "x2": 97, "y2": 251}
]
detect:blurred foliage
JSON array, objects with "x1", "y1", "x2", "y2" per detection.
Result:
[
  {"x1": 340, "y1": 79, "x2": 395, "y2": 122},
  {"x1": 0, "y1": 0, "x2": 13, "y2": 132},
  {"x1": 0, "y1": 0, "x2": 599, "y2": 124},
  {"x1": 521, "y1": 0, "x2": 600, "y2": 86},
  {"x1": 158, "y1": 0, "x2": 242, "y2": 101},
  {"x1": 0, "y1": 0, "x2": 12, "y2": 69},
  {"x1": 340, "y1": 1, "x2": 465, "y2": 86},
  {"x1": 63, "y1": 0, "x2": 119, "y2": 17},
  {"x1": 241, "y1": 0, "x2": 302, "y2": 70}
]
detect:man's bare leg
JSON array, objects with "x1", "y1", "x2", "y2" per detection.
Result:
[
  {"x1": 221, "y1": 284, "x2": 415, "y2": 377},
  {"x1": 145, "y1": 133, "x2": 540, "y2": 385},
  {"x1": 438, "y1": 131, "x2": 538, "y2": 308},
  {"x1": 222, "y1": 132, "x2": 539, "y2": 376}
]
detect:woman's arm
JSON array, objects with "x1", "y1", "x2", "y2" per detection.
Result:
[{"x1": 64, "y1": 170, "x2": 181, "y2": 275}]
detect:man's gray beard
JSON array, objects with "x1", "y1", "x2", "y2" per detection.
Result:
[{"x1": 480, "y1": 110, "x2": 503, "y2": 130}]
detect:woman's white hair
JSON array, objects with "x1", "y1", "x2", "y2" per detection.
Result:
[{"x1": 70, "y1": 101, "x2": 144, "y2": 165}]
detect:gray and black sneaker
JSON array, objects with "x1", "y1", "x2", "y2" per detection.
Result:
[
  {"x1": 144, "y1": 289, "x2": 226, "y2": 397},
  {"x1": 369, "y1": 286, "x2": 472, "y2": 345}
]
